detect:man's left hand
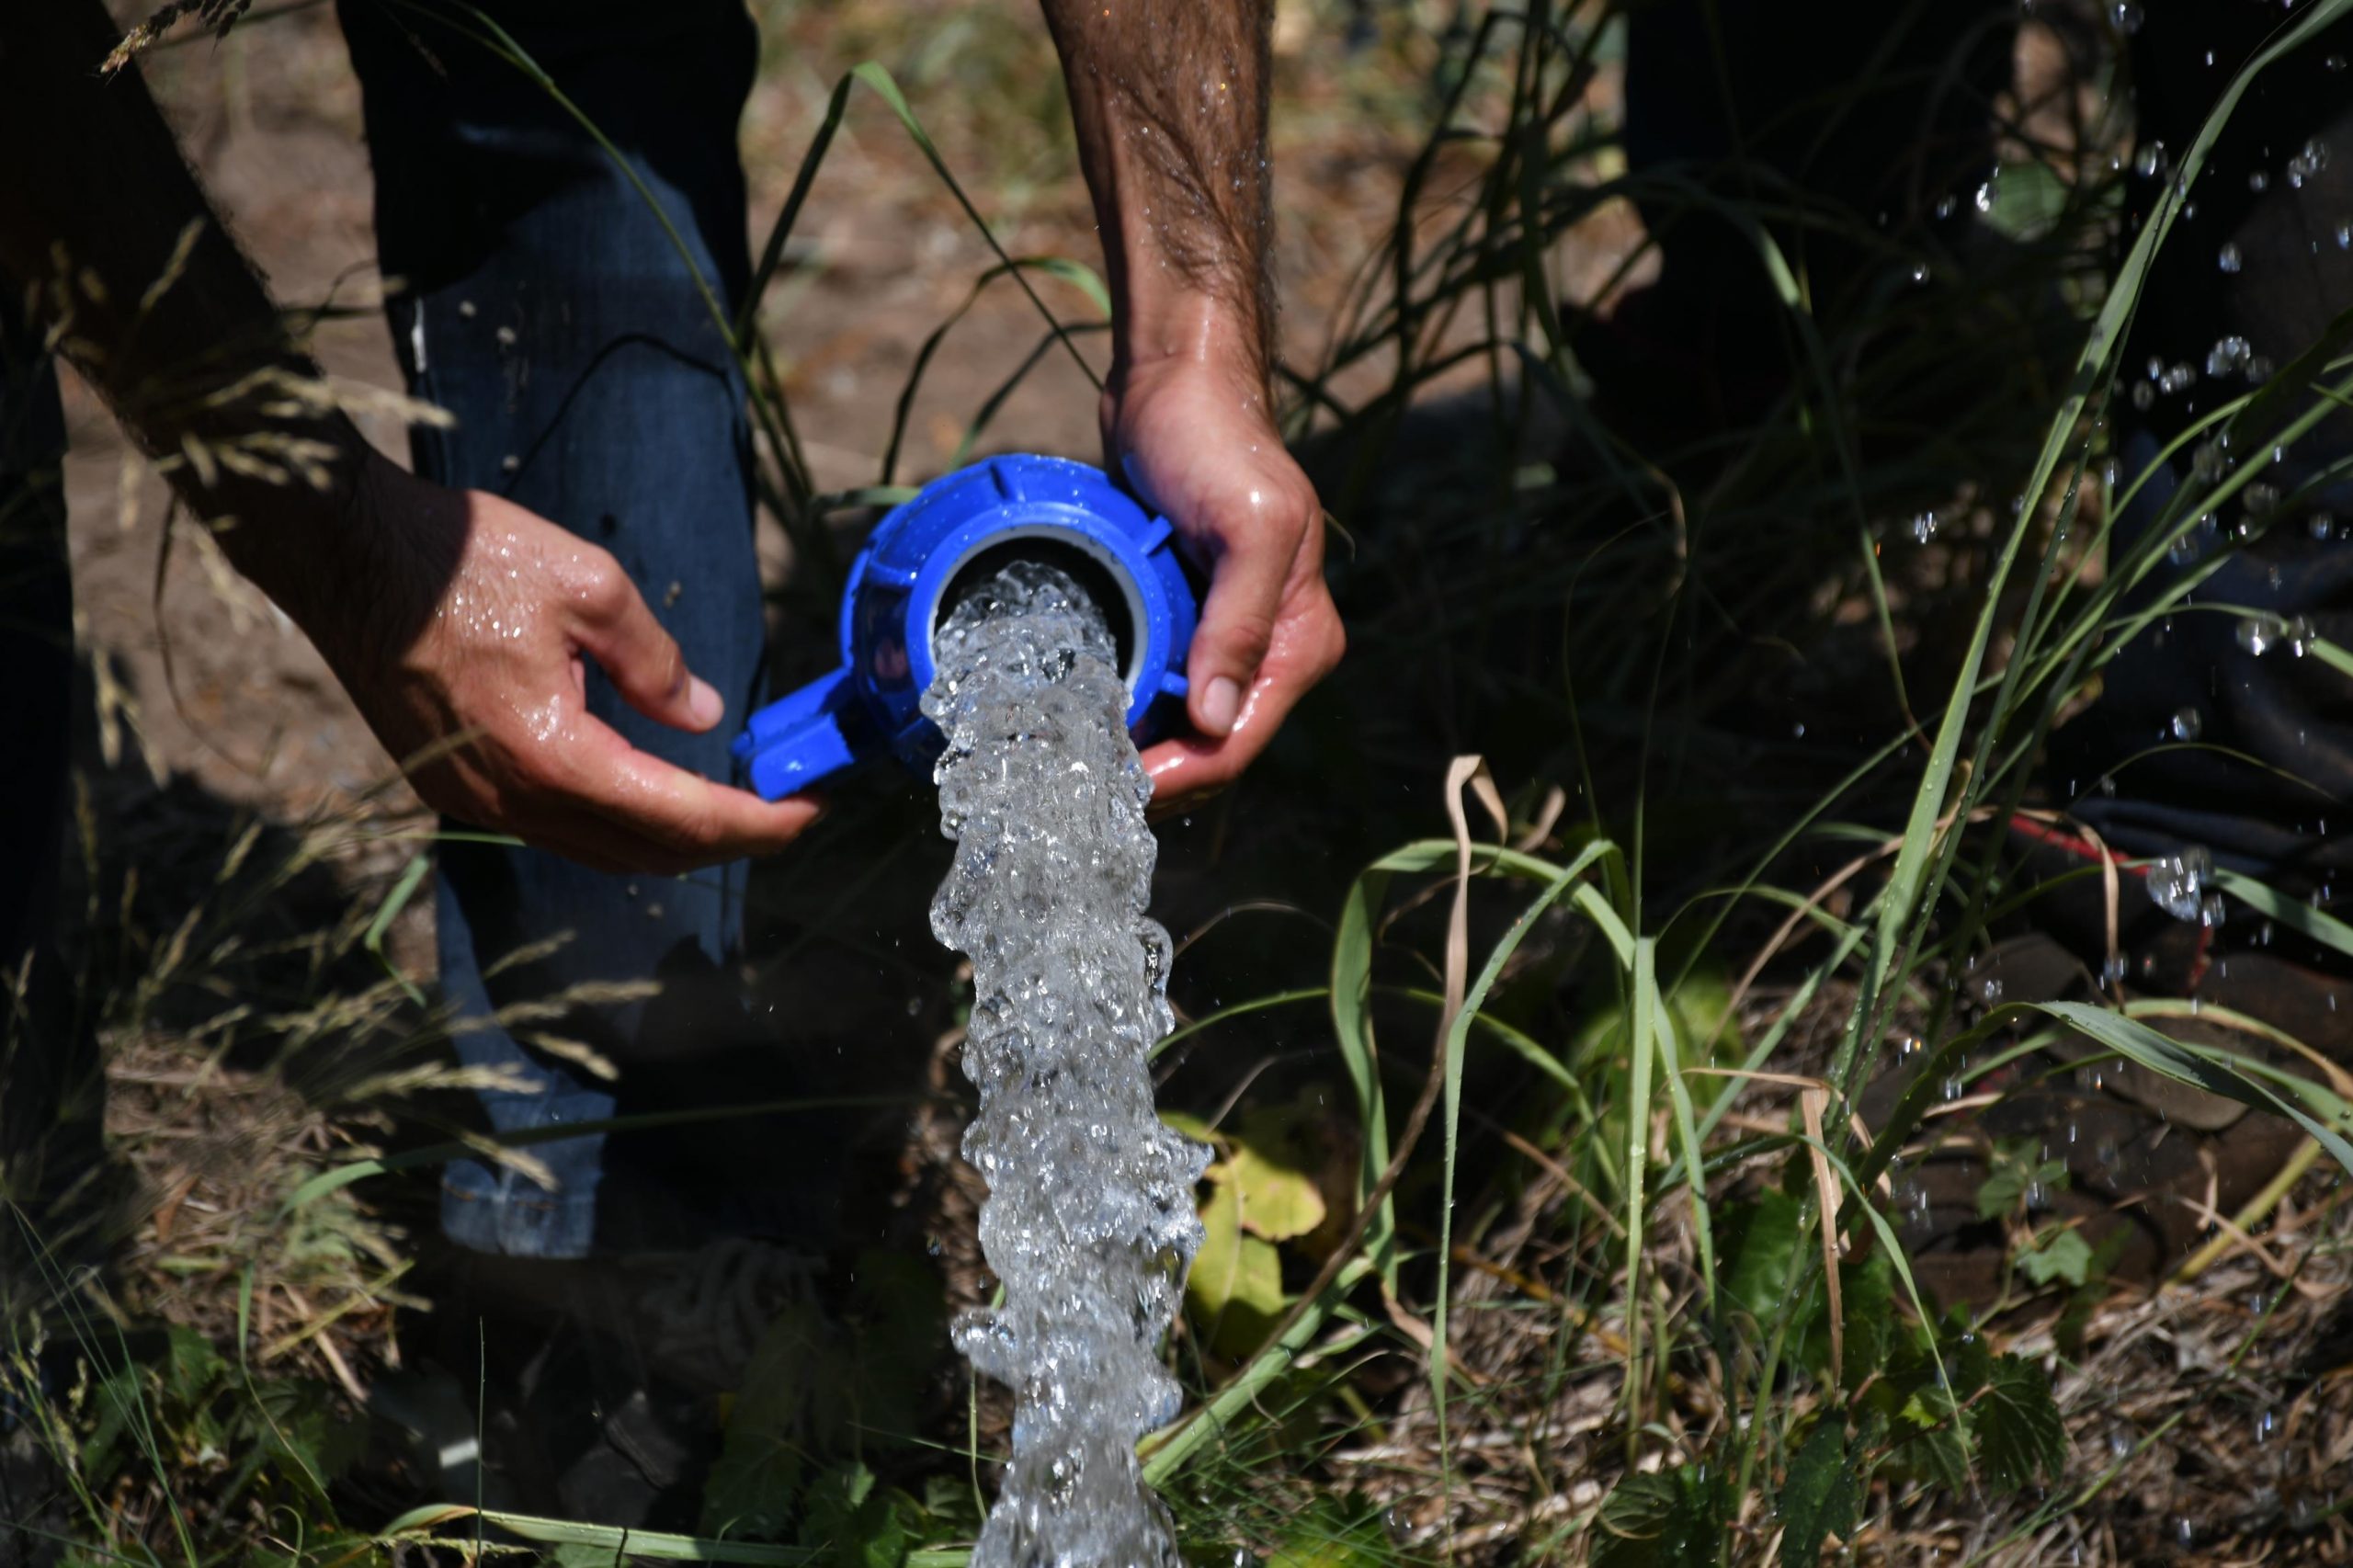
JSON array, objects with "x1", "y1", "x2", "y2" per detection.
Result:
[{"x1": 1107, "y1": 354, "x2": 1346, "y2": 813}]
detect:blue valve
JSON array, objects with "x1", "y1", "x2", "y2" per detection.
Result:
[{"x1": 733, "y1": 454, "x2": 1199, "y2": 800}]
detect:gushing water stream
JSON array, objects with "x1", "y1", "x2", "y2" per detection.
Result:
[{"x1": 924, "y1": 562, "x2": 1208, "y2": 1568}]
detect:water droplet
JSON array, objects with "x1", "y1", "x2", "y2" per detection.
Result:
[
  {"x1": 2219, "y1": 242, "x2": 2244, "y2": 273},
  {"x1": 2134, "y1": 140, "x2": 2169, "y2": 180},
  {"x1": 2110, "y1": 0, "x2": 2143, "y2": 30},
  {"x1": 2171, "y1": 706, "x2": 2204, "y2": 742},
  {"x1": 2144, "y1": 845, "x2": 2214, "y2": 921},
  {"x1": 2205, "y1": 335, "x2": 2252, "y2": 378},
  {"x1": 1911, "y1": 509, "x2": 1940, "y2": 542},
  {"x1": 2169, "y1": 514, "x2": 2219, "y2": 564}
]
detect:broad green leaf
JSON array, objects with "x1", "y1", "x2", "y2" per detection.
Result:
[
  {"x1": 1968, "y1": 1356, "x2": 2067, "y2": 1494},
  {"x1": 1974, "y1": 1139, "x2": 2068, "y2": 1221},
  {"x1": 1592, "y1": 1462, "x2": 1731, "y2": 1568},
  {"x1": 1777, "y1": 1420, "x2": 1861, "y2": 1568},
  {"x1": 800, "y1": 1461, "x2": 916, "y2": 1568},
  {"x1": 1717, "y1": 1191, "x2": 1805, "y2": 1328},
  {"x1": 1876, "y1": 1332, "x2": 1976, "y2": 1493},
  {"x1": 1838, "y1": 1253, "x2": 1896, "y2": 1392},
  {"x1": 2017, "y1": 1226, "x2": 2095, "y2": 1290},
  {"x1": 163, "y1": 1325, "x2": 226, "y2": 1405}
]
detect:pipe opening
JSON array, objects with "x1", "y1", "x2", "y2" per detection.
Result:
[{"x1": 938, "y1": 535, "x2": 1141, "y2": 686}]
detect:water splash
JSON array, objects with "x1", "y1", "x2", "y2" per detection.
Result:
[
  {"x1": 925, "y1": 561, "x2": 1208, "y2": 1568},
  {"x1": 2143, "y1": 845, "x2": 2222, "y2": 926}
]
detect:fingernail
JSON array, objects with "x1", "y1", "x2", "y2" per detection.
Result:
[
  {"x1": 1201, "y1": 676, "x2": 1242, "y2": 736},
  {"x1": 688, "y1": 676, "x2": 723, "y2": 728}
]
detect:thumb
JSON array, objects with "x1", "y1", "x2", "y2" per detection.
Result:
[
  {"x1": 1186, "y1": 527, "x2": 1287, "y2": 739},
  {"x1": 567, "y1": 554, "x2": 726, "y2": 733}
]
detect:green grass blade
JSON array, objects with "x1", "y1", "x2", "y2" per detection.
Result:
[{"x1": 1621, "y1": 934, "x2": 1657, "y2": 1422}]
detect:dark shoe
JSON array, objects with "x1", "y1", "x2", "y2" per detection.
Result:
[{"x1": 389, "y1": 1238, "x2": 822, "y2": 1529}]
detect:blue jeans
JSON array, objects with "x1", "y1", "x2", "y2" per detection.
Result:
[
  {"x1": 339, "y1": 0, "x2": 774, "y2": 1256},
  {"x1": 0, "y1": 0, "x2": 788, "y2": 1264}
]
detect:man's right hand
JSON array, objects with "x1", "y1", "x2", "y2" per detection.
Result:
[{"x1": 315, "y1": 452, "x2": 817, "y2": 874}]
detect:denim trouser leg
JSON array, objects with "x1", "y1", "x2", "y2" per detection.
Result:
[
  {"x1": 339, "y1": 1, "x2": 765, "y2": 1257},
  {"x1": 2051, "y1": 8, "x2": 2353, "y2": 887}
]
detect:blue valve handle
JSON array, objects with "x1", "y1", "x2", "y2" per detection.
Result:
[{"x1": 733, "y1": 454, "x2": 1199, "y2": 801}]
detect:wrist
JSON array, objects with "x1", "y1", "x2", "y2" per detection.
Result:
[
  {"x1": 1107, "y1": 294, "x2": 1273, "y2": 430},
  {"x1": 196, "y1": 419, "x2": 410, "y2": 641},
  {"x1": 1112, "y1": 290, "x2": 1268, "y2": 396}
]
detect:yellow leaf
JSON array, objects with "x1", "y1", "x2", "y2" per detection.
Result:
[
  {"x1": 1225, "y1": 1108, "x2": 1327, "y2": 1243},
  {"x1": 1187, "y1": 1179, "x2": 1285, "y2": 1358},
  {"x1": 1161, "y1": 1110, "x2": 1222, "y2": 1151}
]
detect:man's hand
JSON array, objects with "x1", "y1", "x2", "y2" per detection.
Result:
[
  {"x1": 322, "y1": 454, "x2": 818, "y2": 873},
  {"x1": 1109, "y1": 355, "x2": 1343, "y2": 811},
  {"x1": 1040, "y1": 0, "x2": 1344, "y2": 805},
  {"x1": 4, "y1": 3, "x2": 808, "y2": 875}
]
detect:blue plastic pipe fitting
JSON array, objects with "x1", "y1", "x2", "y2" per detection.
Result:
[{"x1": 733, "y1": 454, "x2": 1199, "y2": 800}]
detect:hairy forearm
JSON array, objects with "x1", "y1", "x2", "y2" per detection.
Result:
[
  {"x1": 0, "y1": 2, "x2": 372, "y2": 627},
  {"x1": 1039, "y1": 0, "x2": 1276, "y2": 384}
]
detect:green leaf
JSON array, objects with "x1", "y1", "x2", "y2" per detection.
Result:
[
  {"x1": 1223, "y1": 1106, "x2": 1328, "y2": 1243},
  {"x1": 2017, "y1": 1226, "x2": 2095, "y2": 1289},
  {"x1": 1159, "y1": 1109, "x2": 1221, "y2": 1147},
  {"x1": 702, "y1": 1253, "x2": 940, "y2": 1541},
  {"x1": 1974, "y1": 1139, "x2": 2068, "y2": 1221},
  {"x1": 1266, "y1": 1494, "x2": 1399, "y2": 1568},
  {"x1": 2038, "y1": 1001, "x2": 2353, "y2": 1173},
  {"x1": 1187, "y1": 1177, "x2": 1285, "y2": 1357},
  {"x1": 1969, "y1": 1356, "x2": 2067, "y2": 1494},
  {"x1": 703, "y1": 1297, "x2": 826, "y2": 1538},
  {"x1": 917, "y1": 1473, "x2": 982, "y2": 1539},
  {"x1": 162, "y1": 1325, "x2": 226, "y2": 1406},
  {"x1": 1838, "y1": 1253, "x2": 1896, "y2": 1391},
  {"x1": 1877, "y1": 1335, "x2": 1972, "y2": 1493},
  {"x1": 1592, "y1": 1462, "x2": 1731, "y2": 1568},
  {"x1": 1717, "y1": 1191, "x2": 1805, "y2": 1328},
  {"x1": 799, "y1": 1461, "x2": 913, "y2": 1568},
  {"x1": 550, "y1": 1544, "x2": 625, "y2": 1568},
  {"x1": 1777, "y1": 1420, "x2": 1861, "y2": 1568}
]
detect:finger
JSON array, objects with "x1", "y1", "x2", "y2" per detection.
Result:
[
  {"x1": 1184, "y1": 519, "x2": 1296, "y2": 740},
  {"x1": 560, "y1": 719, "x2": 824, "y2": 866},
  {"x1": 566, "y1": 551, "x2": 725, "y2": 733},
  {"x1": 1149, "y1": 597, "x2": 1345, "y2": 802}
]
